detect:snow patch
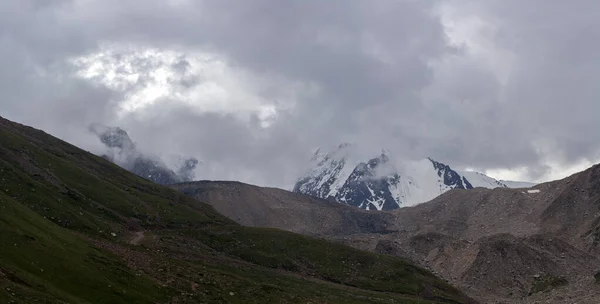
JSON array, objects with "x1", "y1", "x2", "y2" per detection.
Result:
[
  {"x1": 368, "y1": 198, "x2": 387, "y2": 211},
  {"x1": 527, "y1": 189, "x2": 541, "y2": 194}
]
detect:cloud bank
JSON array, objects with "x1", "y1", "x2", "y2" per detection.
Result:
[{"x1": 2, "y1": 0, "x2": 600, "y2": 188}]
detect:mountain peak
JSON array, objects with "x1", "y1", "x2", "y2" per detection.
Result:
[
  {"x1": 338, "y1": 142, "x2": 352, "y2": 149},
  {"x1": 89, "y1": 123, "x2": 135, "y2": 151},
  {"x1": 88, "y1": 123, "x2": 198, "y2": 185},
  {"x1": 294, "y1": 144, "x2": 535, "y2": 210}
]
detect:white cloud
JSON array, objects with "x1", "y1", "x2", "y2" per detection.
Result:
[{"x1": 70, "y1": 44, "x2": 316, "y2": 127}]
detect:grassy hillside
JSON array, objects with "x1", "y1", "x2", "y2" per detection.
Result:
[{"x1": 0, "y1": 117, "x2": 475, "y2": 304}]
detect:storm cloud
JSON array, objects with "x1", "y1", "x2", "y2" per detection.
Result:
[{"x1": 1, "y1": 0, "x2": 600, "y2": 188}]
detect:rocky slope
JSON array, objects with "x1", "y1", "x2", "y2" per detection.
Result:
[
  {"x1": 0, "y1": 116, "x2": 475, "y2": 303},
  {"x1": 361, "y1": 170, "x2": 600, "y2": 303},
  {"x1": 393, "y1": 181, "x2": 600, "y2": 304},
  {"x1": 173, "y1": 181, "x2": 398, "y2": 236},
  {"x1": 179, "y1": 166, "x2": 600, "y2": 303},
  {"x1": 294, "y1": 143, "x2": 534, "y2": 210}
]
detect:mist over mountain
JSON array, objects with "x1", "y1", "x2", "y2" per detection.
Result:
[
  {"x1": 294, "y1": 143, "x2": 535, "y2": 210},
  {"x1": 176, "y1": 160, "x2": 600, "y2": 303},
  {"x1": 88, "y1": 123, "x2": 198, "y2": 185},
  {"x1": 4, "y1": 1, "x2": 600, "y2": 303}
]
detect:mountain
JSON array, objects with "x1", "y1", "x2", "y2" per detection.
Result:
[
  {"x1": 176, "y1": 167, "x2": 600, "y2": 303},
  {"x1": 0, "y1": 116, "x2": 475, "y2": 303},
  {"x1": 89, "y1": 123, "x2": 198, "y2": 185},
  {"x1": 369, "y1": 169, "x2": 600, "y2": 303},
  {"x1": 458, "y1": 170, "x2": 536, "y2": 189},
  {"x1": 294, "y1": 144, "x2": 535, "y2": 210},
  {"x1": 172, "y1": 181, "x2": 398, "y2": 236},
  {"x1": 499, "y1": 179, "x2": 537, "y2": 188}
]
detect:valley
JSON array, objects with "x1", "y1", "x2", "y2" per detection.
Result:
[
  {"x1": 4, "y1": 2, "x2": 599, "y2": 303},
  {"x1": 4, "y1": 114, "x2": 600, "y2": 303},
  {"x1": 176, "y1": 169, "x2": 600, "y2": 303},
  {"x1": 0, "y1": 116, "x2": 474, "y2": 304}
]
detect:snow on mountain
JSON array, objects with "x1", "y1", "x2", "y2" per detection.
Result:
[
  {"x1": 459, "y1": 170, "x2": 508, "y2": 188},
  {"x1": 459, "y1": 170, "x2": 537, "y2": 189},
  {"x1": 500, "y1": 180, "x2": 537, "y2": 188},
  {"x1": 295, "y1": 143, "x2": 357, "y2": 199},
  {"x1": 390, "y1": 158, "x2": 472, "y2": 208},
  {"x1": 294, "y1": 144, "x2": 536, "y2": 210}
]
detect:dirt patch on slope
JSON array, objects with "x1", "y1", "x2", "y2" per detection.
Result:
[{"x1": 129, "y1": 231, "x2": 145, "y2": 245}]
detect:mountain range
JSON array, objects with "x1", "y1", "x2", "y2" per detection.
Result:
[
  {"x1": 0, "y1": 116, "x2": 474, "y2": 303},
  {"x1": 177, "y1": 167, "x2": 600, "y2": 304},
  {"x1": 5, "y1": 115, "x2": 600, "y2": 303},
  {"x1": 86, "y1": 128, "x2": 536, "y2": 212},
  {"x1": 294, "y1": 143, "x2": 535, "y2": 210}
]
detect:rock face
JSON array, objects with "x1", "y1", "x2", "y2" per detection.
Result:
[
  {"x1": 334, "y1": 153, "x2": 403, "y2": 210},
  {"x1": 429, "y1": 158, "x2": 473, "y2": 189},
  {"x1": 293, "y1": 143, "x2": 532, "y2": 210},
  {"x1": 89, "y1": 123, "x2": 198, "y2": 185}
]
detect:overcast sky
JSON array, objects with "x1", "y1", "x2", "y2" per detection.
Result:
[{"x1": 2, "y1": 0, "x2": 600, "y2": 188}]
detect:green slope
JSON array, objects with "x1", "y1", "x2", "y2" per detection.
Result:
[{"x1": 0, "y1": 117, "x2": 476, "y2": 304}]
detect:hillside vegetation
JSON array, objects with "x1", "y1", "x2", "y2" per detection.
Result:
[{"x1": 0, "y1": 117, "x2": 475, "y2": 304}]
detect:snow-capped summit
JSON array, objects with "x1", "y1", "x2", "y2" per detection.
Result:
[
  {"x1": 458, "y1": 170, "x2": 536, "y2": 189},
  {"x1": 293, "y1": 144, "x2": 535, "y2": 210}
]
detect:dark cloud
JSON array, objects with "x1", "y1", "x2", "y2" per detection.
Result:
[
  {"x1": 1, "y1": 0, "x2": 600, "y2": 186},
  {"x1": 420, "y1": 0, "x2": 600, "y2": 178}
]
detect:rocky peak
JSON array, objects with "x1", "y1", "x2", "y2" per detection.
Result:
[
  {"x1": 428, "y1": 158, "x2": 473, "y2": 190},
  {"x1": 294, "y1": 144, "x2": 533, "y2": 210},
  {"x1": 88, "y1": 123, "x2": 198, "y2": 185}
]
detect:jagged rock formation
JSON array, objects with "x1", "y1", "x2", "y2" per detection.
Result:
[{"x1": 88, "y1": 123, "x2": 198, "y2": 185}]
